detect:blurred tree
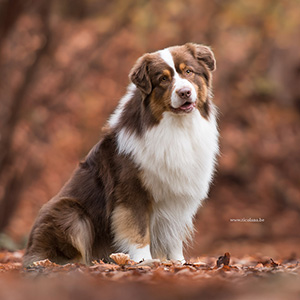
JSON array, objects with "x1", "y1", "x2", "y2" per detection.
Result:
[
  {"x1": 0, "y1": 0, "x2": 51, "y2": 231},
  {"x1": 0, "y1": 0, "x2": 299, "y2": 256},
  {"x1": 0, "y1": 0, "x2": 139, "y2": 233}
]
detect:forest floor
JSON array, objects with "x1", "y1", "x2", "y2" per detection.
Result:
[{"x1": 0, "y1": 250, "x2": 299, "y2": 300}]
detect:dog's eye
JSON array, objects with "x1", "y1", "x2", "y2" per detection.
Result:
[
  {"x1": 161, "y1": 76, "x2": 168, "y2": 82},
  {"x1": 186, "y1": 69, "x2": 192, "y2": 74}
]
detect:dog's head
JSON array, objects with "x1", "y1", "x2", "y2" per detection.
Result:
[{"x1": 129, "y1": 43, "x2": 216, "y2": 120}]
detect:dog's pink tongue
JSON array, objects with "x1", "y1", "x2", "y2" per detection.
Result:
[{"x1": 179, "y1": 102, "x2": 195, "y2": 110}]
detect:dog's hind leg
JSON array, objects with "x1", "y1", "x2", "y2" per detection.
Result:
[
  {"x1": 23, "y1": 198, "x2": 94, "y2": 266},
  {"x1": 51, "y1": 198, "x2": 94, "y2": 265}
]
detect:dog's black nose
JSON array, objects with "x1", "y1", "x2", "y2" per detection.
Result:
[{"x1": 176, "y1": 88, "x2": 191, "y2": 99}]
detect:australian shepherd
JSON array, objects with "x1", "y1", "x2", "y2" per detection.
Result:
[{"x1": 23, "y1": 43, "x2": 219, "y2": 266}]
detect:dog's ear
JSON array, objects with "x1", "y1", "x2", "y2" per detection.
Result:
[
  {"x1": 129, "y1": 54, "x2": 152, "y2": 95},
  {"x1": 186, "y1": 43, "x2": 216, "y2": 72}
]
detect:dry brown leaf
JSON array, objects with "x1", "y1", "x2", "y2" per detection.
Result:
[
  {"x1": 270, "y1": 258, "x2": 279, "y2": 268},
  {"x1": 0, "y1": 253, "x2": 7, "y2": 263},
  {"x1": 216, "y1": 252, "x2": 231, "y2": 268},
  {"x1": 127, "y1": 265, "x2": 152, "y2": 271},
  {"x1": 137, "y1": 259, "x2": 161, "y2": 267},
  {"x1": 92, "y1": 260, "x2": 105, "y2": 265},
  {"x1": 32, "y1": 259, "x2": 59, "y2": 267},
  {"x1": 90, "y1": 263, "x2": 120, "y2": 271},
  {"x1": 109, "y1": 253, "x2": 130, "y2": 266}
]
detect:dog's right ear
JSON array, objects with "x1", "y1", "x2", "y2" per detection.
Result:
[{"x1": 129, "y1": 54, "x2": 152, "y2": 95}]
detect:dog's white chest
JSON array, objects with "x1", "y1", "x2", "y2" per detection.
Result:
[{"x1": 117, "y1": 110, "x2": 219, "y2": 204}]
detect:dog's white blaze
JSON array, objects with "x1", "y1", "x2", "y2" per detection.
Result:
[
  {"x1": 117, "y1": 109, "x2": 219, "y2": 259},
  {"x1": 158, "y1": 48, "x2": 175, "y2": 69},
  {"x1": 159, "y1": 48, "x2": 197, "y2": 109}
]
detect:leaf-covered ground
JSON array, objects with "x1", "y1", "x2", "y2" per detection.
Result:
[{"x1": 0, "y1": 250, "x2": 299, "y2": 300}]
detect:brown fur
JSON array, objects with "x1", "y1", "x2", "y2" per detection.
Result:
[
  {"x1": 23, "y1": 198, "x2": 93, "y2": 266},
  {"x1": 23, "y1": 133, "x2": 151, "y2": 266},
  {"x1": 23, "y1": 43, "x2": 216, "y2": 267},
  {"x1": 129, "y1": 42, "x2": 215, "y2": 120}
]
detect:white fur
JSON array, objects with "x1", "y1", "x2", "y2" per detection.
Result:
[
  {"x1": 112, "y1": 226, "x2": 152, "y2": 261},
  {"x1": 128, "y1": 244, "x2": 152, "y2": 262},
  {"x1": 112, "y1": 232, "x2": 152, "y2": 262},
  {"x1": 111, "y1": 48, "x2": 219, "y2": 260},
  {"x1": 171, "y1": 75, "x2": 197, "y2": 108},
  {"x1": 116, "y1": 109, "x2": 219, "y2": 259},
  {"x1": 158, "y1": 48, "x2": 175, "y2": 69},
  {"x1": 108, "y1": 83, "x2": 136, "y2": 128},
  {"x1": 159, "y1": 48, "x2": 197, "y2": 109}
]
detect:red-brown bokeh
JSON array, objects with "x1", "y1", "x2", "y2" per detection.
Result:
[{"x1": 0, "y1": 0, "x2": 299, "y2": 261}]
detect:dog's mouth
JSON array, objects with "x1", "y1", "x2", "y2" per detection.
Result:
[{"x1": 171, "y1": 101, "x2": 196, "y2": 113}]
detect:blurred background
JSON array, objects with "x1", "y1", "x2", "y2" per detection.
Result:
[{"x1": 0, "y1": 0, "x2": 299, "y2": 260}]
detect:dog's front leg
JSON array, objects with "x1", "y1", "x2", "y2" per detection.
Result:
[
  {"x1": 111, "y1": 204, "x2": 152, "y2": 262},
  {"x1": 168, "y1": 240, "x2": 185, "y2": 263}
]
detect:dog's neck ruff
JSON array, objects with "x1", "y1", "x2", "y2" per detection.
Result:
[{"x1": 116, "y1": 108, "x2": 219, "y2": 202}]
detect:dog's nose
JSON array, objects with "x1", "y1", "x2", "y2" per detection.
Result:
[{"x1": 176, "y1": 87, "x2": 191, "y2": 100}]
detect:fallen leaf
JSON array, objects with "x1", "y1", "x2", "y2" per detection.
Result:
[
  {"x1": 137, "y1": 259, "x2": 161, "y2": 267},
  {"x1": 270, "y1": 258, "x2": 279, "y2": 268},
  {"x1": 110, "y1": 253, "x2": 130, "y2": 266},
  {"x1": 32, "y1": 259, "x2": 59, "y2": 267},
  {"x1": 216, "y1": 252, "x2": 231, "y2": 268}
]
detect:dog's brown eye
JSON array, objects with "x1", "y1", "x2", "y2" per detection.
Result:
[
  {"x1": 161, "y1": 76, "x2": 167, "y2": 81},
  {"x1": 186, "y1": 69, "x2": 192, "y2": 74}
]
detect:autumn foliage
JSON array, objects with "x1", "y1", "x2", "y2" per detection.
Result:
[
  {"x1": 1, "y1": 250, "x2": 300, "y2": 299},
  {"x1": 0, "y1": 0, "x2": 300, "y2": 298}
]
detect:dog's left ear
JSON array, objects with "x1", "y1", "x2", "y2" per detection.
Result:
[
  {"x1": 186, "y1": 43, "x2": 216, "y2": 72},
  {"x1": 129, "y1": 54, "x2": 152, "y2": 95}
]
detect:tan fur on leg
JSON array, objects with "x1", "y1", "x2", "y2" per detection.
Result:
[{"x1": 111, "y1": 204, "x2": 150, "y2": 250}]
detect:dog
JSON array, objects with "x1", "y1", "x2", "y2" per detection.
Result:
[{"x1": 23, "y1": 43, "x2": 219, "y2": 266}]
